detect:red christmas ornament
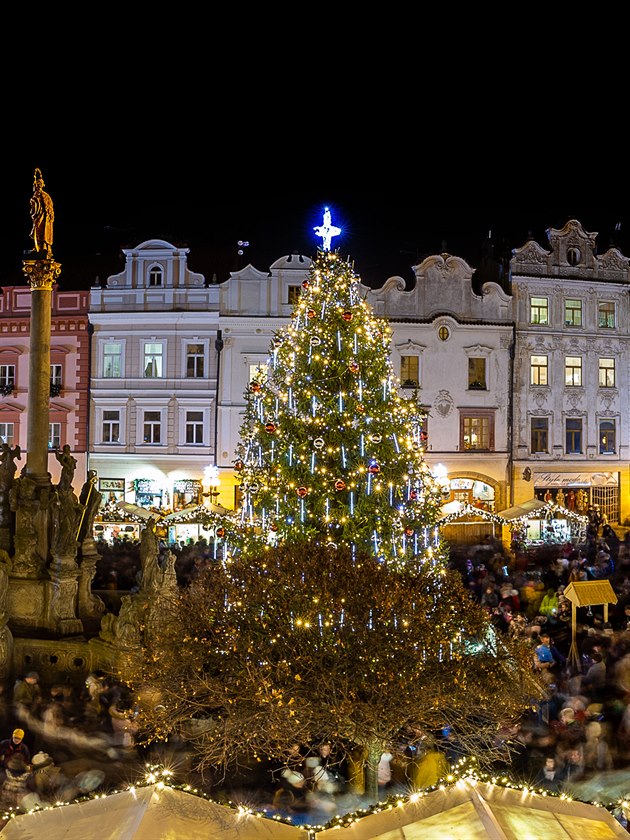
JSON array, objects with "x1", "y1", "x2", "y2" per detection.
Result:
[
  {"x1": 368, "y1": 461, "x2": 380, "y2": 474},
  {"x1": 405, "y1": 527, "x2": 414, "y2": 536},
  {"x1": 297, "y1": 486, "x2": 308, "y2": 498},
  {"x1": 234, "y1": 459, "x2": 244, "y2": 471},
  {"x1": 307, "y1": 309, "x2": 316, "y2": 319},
  {"x1": 269, "y1": 523, "x2": 278, "y2": 532},
  {"x1": 342, "y1": 311, "x2": 353, "y2": 321},
  {"x1": 302, "y1": 280, "x2": 310, "y2": 289},
  {"x1": 334, "y1": 479, "x2": 346, "y2": 491},
  {"x1": 409, "y1": 489, "x2": 418, "y2": 500},
  {"x1": 250, "y1": 381, "x2": 262, "y2": 393},
  {"x1": 356, "y1": 403, "x2": 365, "y2": 413},
  {"x1": 349, "y1": 361, "x2": 360, "y2": 374},
  {"x1": 265, "y1": 422, "x2": 276, "y2": 434},
  {"x1": 216, "y1": 527, "x2": 225, "y2": 538}
]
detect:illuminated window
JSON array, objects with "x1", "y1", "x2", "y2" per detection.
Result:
[
  {"x1": 598, "y1": 301, "x2": 615, "y2": 328},
  {"x1": 50, "y1": 364, "x2": 62, "y2": 386},
  {"x1": 530, "y1": 355, "x2": 548, "y2": 386},
  {"x1": 102, "y1": 410, "x2": 120, "y2": 443},
  {"x1": 599, "y1": 420, "x2": 616, "y2": 454},
  {"x1": 143, "y1": 411, "x2": 161, "y2": 444},
  {"x1": 531, "y1": 417, "x2": 548, "y2": 453},
  {"x1": 565, "y1": 356, "x2": 582, "y2": 387},
  {"x1": 564, "y1": 299, "x2": 582, "y2": 326},
  {"x1": 287, "y1": 285, "x2": 301, "y2": 304},
  {"x1": 103, "y1": 343, "x2": 122, "y2": 378},
  {"x1": 530, "y1": 297, "x2": 549, "y2": 325},
  {"x1": 186, "y1": 344, "x2": 205, "y2": 378},
  {"x1": 48, "y1": 423, "x2": 61, "y2": 450},
  {"x1": 468, "y1": 358, "x2": 486, "y2": 390},
  {"x1": 0, "y1": 423, "x2": 15, "y2": 447},
  {"x1": 438, "y1": 326, "x2": 450, "y2": 341},
  {"x1": 0, "y1": 365, "x2": 15, "y2": 392},
  {"x1": 185, "y1": 411, "x2": 204, "y2": 444},
  {"x1": 249, "y1": 363, "x2": 269, "y2": 382},
  {"x1": 144, "y1": 343, "x2": 164, "y2": 378},
  {"x1": 599, "y1": 358, "x2": 615, "y2": 388},
  {"x1": 400, "y1": 356, "x2": 419, "y2": 387},
  {"x1": 565, "y1": 418, "x2": 582, "y2": 454},
  {"x1": 460, "y1": 411, "x2": 494, "y2": 451}
]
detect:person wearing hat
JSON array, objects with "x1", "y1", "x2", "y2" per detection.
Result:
[
  {"x1": 30, "y1": 751, "x2": 62, "y2": 801},
  {"x1": 12, "y1": 671, "x2": 42, "y2": 716},
  {"x1": 0, "y1": 728, "x2": 31, "y2": 773},
  {"x1": 0, "y1": 751, "x2": 31, "y2": 809}
]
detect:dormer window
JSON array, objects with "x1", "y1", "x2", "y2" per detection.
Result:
[{"x1": 148, "y1": 266, "x2": 163, "y2": 287}]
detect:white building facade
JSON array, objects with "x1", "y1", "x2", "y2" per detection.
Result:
[
  {"x1": 510, "y1": 220, "x2": 630, "y2": 525},
  {"x1": 88, "y1": 240, "x2": 221, "y2": 527}
]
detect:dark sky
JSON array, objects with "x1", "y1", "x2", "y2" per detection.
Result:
[{"x1": 1, "y1": 141, "x2": 627, "y2": 291}]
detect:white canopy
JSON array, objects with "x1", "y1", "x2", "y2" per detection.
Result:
[{"x1": 0, "y1": 779, "x2": 627, "y2": 840}]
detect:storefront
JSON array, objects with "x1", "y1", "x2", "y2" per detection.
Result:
[
  {"x1": 134, "y1": 478, "x2": 165, "y2": 509},
  {"x1": 172, "y1": 479, "x2": 203, "y2": 510},
  {"x1": 532, "y1": 471, "x2": 619, "y2": 524}
]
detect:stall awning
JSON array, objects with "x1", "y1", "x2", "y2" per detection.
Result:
[
  {"x1": 160, "y1": 503, "x2": 230, "y2": 524},
  {"x1": 563, "y1": 580, "x2": 618, "y2": 607},
  {"x1": 496, "y1": 499, "x2": 549, "y2": 520},
  {"x1": 114, "y1": 501, "x2": 156, "y2": 521}
]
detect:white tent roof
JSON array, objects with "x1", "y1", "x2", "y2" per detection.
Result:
[
  {"x1": 0, "y1": 785, "x2": 308, "y2": 840},
  {"x1": 0, "y1": 779, "x2": 627, "y2": 840}
]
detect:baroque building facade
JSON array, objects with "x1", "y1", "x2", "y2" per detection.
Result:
[
  {"x1": 0, "y1": 285, "x2": 90, "y2": 483},
  {"x1": 510, "y1": 219, "x2": 630, "y2": 525}
]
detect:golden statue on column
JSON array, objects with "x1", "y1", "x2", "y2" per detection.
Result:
[{"x1": 29, "y1": 168, "x2": 55, "y2": 257}]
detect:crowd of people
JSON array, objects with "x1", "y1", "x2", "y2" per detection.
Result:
[{"x1": 4, "y1": 520, "x2": 630, "y2": 822}]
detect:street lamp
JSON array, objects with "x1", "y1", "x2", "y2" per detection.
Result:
[
  {"x1": 433, "y1": 463, "x2": 451, "y2": 499},
  {"x1": 203, "y1": 465, "x2": 220, "y2": 506}
]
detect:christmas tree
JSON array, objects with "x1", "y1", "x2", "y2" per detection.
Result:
[{"x1": 221, "y1": 222, "x2": 446, "y2": 566}]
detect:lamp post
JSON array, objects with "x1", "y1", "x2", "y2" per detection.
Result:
[{"x1": 203, "y1": 465, "x2": 220, "y2": 507}]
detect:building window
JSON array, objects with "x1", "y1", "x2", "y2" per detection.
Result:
[
  {"x1": 530, "y1": 297, "x2": 549, "y2": 325},
  {"x1": 564, "y1": 298, "x2": 582, "y2": 326},
  {"x1": 565, "y1": 418, "x2": 583, "y2": 454},
  {"x1": 143, "y1": 411, "x2": 161, "y2": 444},
  {"x1": 287, "y1": 285, "x2": 301, "y2": 304},
  {"x1": 144, "y1": 343, "x2": 163, "y2": 378},
  {"x1": 565, "y1": 356, "x2": 582, "y2": 387},
  {"x1": 400, "y1": 355, "x2": 419, "y2": 388},
  {"x1": 599, "y1": 420, "x2": 616, "y2": 454},
  {"x1": 599, "y1": 358, "x2": 615, "y2": 388},
  {"x1": 460, "y1": 412, "x2": 494, "y2": 451},
  {"x1": 102, "y1": 410, "x2": 120, "y2": 443},
  {"x1": 185, "y1": 410, "x2": 204, "y2": 444},
  {"x1": 48, "y1": 422, "x2": 61, "y2": 450},
  {"x1": 530, "y1": 355, "x2": 548, "y2": 386},
  {"x1": 531, "y1": 417, "x2": 549, "y2": 453},
  {"x1": 468, "y1": 357, "x2": 486, "y2": 390},
  {"x1": 0, "y1": 365, "x2": 15, "y2": 394},
  {"x1": 249, "y1": 363, "x2": 269, "y2": 382},
  {"x1": 148, "y1": 266, "x2": 163, "y2": 287},
  {"x1": 50, "y1": 364, "x2": 62, "y2": 386},
  {"x1": 438, "y1": 326, "x2": 450, "y2": 341},
  {"x1": 186, "y1": 344, "x2": 205, "y2": 378},
  {"x1": 598, "y1": 301, "x2": 615, "y2": 329},
  {"x1": 0, "y1": 423, "x2": 15, "y2": 447},
  {"x1": 567, "y1": 247, "x2": 581, "y2": 266},
  {"x1": 103, "y1": 342, "x2": 122, "y2": 378}
]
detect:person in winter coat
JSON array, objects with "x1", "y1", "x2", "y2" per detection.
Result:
[{"x1": 0, "y1": 753, "x2": 31, "y2": 809}]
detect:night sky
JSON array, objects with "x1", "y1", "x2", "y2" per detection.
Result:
[{"x1": 0, "y1": 143, "x2": 626, "y2": 292}]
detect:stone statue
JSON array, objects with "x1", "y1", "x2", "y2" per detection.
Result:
[
  {"x1": 116, "y1": 595, "x2": 142, "y2": 648},
  {"x1": 29, "y1": 168, "x2": 54, "y2": 256},
  {"x1": 0, "y1": 443, "x2": 21, "y2": 492},
  {"x1": 139, "y1": 516, "x2": 161, "y2": 591},
  {"x1": 55, "y1": 445, "x2": 77, "y2": 493},
  {"x1": 78, "y1": 470, "x2": 102, "y2": 545},
  {"x1": 50, "y1": 488, "x2": 83, "y2": 558}
]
